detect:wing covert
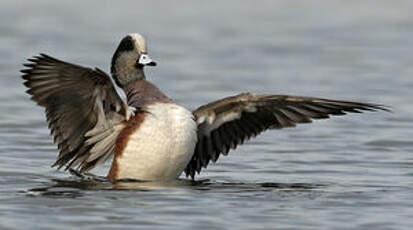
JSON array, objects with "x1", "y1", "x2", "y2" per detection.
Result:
[
  {"x1": 184, "y1": 93, "x2": 389, "y2": 178},
  {"x1": 22, "y1": 54, "x2": 132, "y2": 172}
]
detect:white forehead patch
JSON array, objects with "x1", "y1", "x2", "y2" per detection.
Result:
[{"x1": 128, "y1": 33, "x2": 147, "y2": 53}]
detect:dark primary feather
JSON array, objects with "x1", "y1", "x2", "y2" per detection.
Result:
[
  {"x1": 21, "y1": 54, "x2": 129, "y2": 172},
  {"x1": 184, "y1": 93, "x2": 389, "y2": 179}
]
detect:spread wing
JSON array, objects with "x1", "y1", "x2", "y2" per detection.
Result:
[
  {"x1": 21, "y1": 54, "x2": 133, "y2": 172},
  {"x1": 184, "y1": 93, "x2": 389, "y2": 178}
]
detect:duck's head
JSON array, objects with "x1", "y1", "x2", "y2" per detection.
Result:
[{"x1": 111, "y1": 33, "x2": 156, "y2": 86}]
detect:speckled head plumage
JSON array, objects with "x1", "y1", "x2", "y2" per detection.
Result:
[{"x1": 111, "y1": 33, "x2": 157, "y2": 87}]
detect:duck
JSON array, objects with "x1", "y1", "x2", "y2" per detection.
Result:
[{"x1": 21, "y1": 33, "x2": 388, "y2": 182}]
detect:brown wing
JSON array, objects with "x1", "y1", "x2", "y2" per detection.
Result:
[
  {"x1": 184, "y1": 93, "x2": 389, "y2": 178},
  {"x1": 21, "y1": 54, "x2": 132, "y2": 172}
]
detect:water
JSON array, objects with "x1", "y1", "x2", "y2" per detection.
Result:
[{"x1": 1, "y1": 1, "x2": 413, "y2": 229}]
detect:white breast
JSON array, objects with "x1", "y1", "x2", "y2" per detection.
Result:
[{"x1": 114, "y1": 103, "x2": 197, "y2": 181}]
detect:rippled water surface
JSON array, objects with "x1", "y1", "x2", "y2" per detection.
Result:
[{"x1": 1, "y1": 1, "x2": 413, "y2": 229}]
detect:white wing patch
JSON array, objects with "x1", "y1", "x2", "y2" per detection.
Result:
[{"x1": 197, "y1": 105, "x2": 257, "y2": 135}]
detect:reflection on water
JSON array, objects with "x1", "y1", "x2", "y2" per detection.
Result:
[
  {"x1": 1, "y1": 0, "x2": 413, "y2": 229},
  {"x1": 25, "y1": 177, "x2": 324, "y2": 198}
]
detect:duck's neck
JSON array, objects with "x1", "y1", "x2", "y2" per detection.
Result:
[
  {"x1": 112, "y1": 69, "x2": 146, "y2": 87},
  {"x1": 121, "y1": 80, "x2": 173, "y2": 109}
]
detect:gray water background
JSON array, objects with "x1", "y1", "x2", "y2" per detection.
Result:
[{"x1": 0, "y1": 1, "x2": 412, "y2": 229}]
